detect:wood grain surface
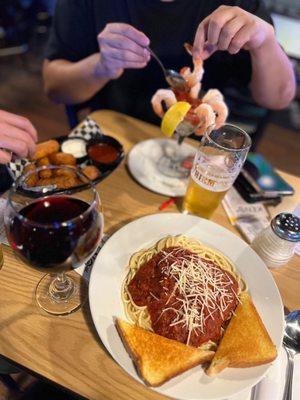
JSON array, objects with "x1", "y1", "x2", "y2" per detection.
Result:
[{"x1": 1, "y1": 110, "x2": 299, "y2": 400}]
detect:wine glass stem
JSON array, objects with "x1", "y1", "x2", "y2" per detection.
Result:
[
  {"x1": 49, "y1": 272, "x2": 75, "y2": 302},
  {"x1": 56, "y1": 272, "x2": 67, "y2": 288}
]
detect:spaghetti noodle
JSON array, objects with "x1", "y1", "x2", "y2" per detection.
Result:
[{"x1": 122, "y1": 235, "x2": 246, "y2": 347}]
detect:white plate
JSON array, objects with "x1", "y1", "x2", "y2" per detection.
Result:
[
  {"x1": 89, "y1": 213, "x2": 284, "y2": 400},
  {"x1": 127, "y1": 138, "x2": 196, "y2": 197}
]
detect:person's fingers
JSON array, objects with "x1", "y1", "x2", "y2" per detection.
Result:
[
  {"x1": 0, "y1": 110, "x2": 37, "y2": 142},
  {"x1": 228, "y1": 24, "x2": 251, "y2": 54},
  {"x1": 17, "y1": 117, "x2": 37, "y2": 143},
  {"x1": 101, "y1": 43, "x2": 148, "y2": 63},
  {"x1": 106, "y1": 58, "x2": 148, "y2": 70},
  {"x1": 0, "y1": 136, "x2": 29, "y2": 159},
  {"x1": 0, "y1": 149, "x2": 12, "y2": 164},
  {"x1": 4, "y1": 125, "x2": 36, "y2": 156},
  {"x1": 0, "y1": 123, "x2": 35, "y2": 158},
  {"x1": 99, "y1": 33, "x2": 148, "y2": 58},
  {"x1": 106, "y1": 23, "x2": 150, "y2": 47},
  {"x1": 217, "y1": 17, "x2": 246, "y2": 51},
  {"x1": 193, "y1": 5, "x2": 243, "y2": 59},
  {"x1": 193, "y1": 17, "x2": 209, "y2": 59},
  {"x1": 201, "y1": 43, "x2": 217, "y2": 60},
  {"x1": 206, "y1": 8, "x2": 236, "y2": 46}
]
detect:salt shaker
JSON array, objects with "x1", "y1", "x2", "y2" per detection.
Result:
[{"x1": 251, "y1": 213, "x2": 300, "y2": 268}]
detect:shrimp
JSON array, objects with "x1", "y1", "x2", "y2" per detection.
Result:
[
  {"x1": 189, "y1": 82, "x2": 201, "y2": 100},
  {"x1": 193, "y1": 103, "x2": 216, "y2": 136},
  {"x1": 202, "y1": 89, "x2": 228, "y2": 128},
  {"x1": 207, "y1": 101, "x2": 229, "y2": 129},
  {"x1": 180, "y1": 60, "x2": 204, "y2": 89},
  {"x1": 180, "y1": 42, "x2": 204, "y2": 89},
  {"x1": 151, "y1": 89, "x2": 177, "y2": 118},
  {"x1": 202, "y1": 89, "x2": 224, "y2": 104}
]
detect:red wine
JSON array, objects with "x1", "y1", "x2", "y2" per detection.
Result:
[{"x1": 7, "y1": 196, "x2": 102, "y2": 271}]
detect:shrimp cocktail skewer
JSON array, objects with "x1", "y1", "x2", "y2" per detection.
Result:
[
  {"x1": 150, "y1": 43, "x2": 229, "y2": 179},
  {"x1": 151, "y1": 43, "x2": 228, "y2": 139}
]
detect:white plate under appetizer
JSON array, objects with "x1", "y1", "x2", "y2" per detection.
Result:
[
  {"x1": 89, "y1": 213, "x2": 284, "y2": 400},
  {"x1": 127, "y1": 138, "x2": 196, "y2": 197}
]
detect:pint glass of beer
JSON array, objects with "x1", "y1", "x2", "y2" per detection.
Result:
[{"x1": 183, "y1": 124, "x2": 251, "y2": 218}]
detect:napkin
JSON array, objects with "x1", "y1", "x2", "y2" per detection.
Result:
[
  {"x1": 222, "y1": 187, "x2": 269, "y2": 243},
  {"x1": 226, "y1": 348, "x2": 300, "y2": 400}
]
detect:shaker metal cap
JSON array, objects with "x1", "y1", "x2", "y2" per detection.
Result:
[{"x1": 271, "y1": 213, "x2": 300, "y2": 242}]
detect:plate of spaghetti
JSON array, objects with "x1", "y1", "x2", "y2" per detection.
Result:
[{"x1": 89, "y1": 213, "x2": 283, "y2": 400}]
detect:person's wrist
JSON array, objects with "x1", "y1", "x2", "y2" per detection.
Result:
[{"x1": 93, "y1": 54, "x2": 114, "y2": 80}]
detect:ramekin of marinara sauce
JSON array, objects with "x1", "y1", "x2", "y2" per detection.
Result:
[{"x1": 87, "y1": 135, "x2": 124, "y2": 171}]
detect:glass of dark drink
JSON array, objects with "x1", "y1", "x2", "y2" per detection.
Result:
[{"x1": 4, "y1": 165, "x2": 103, "y2": 315}]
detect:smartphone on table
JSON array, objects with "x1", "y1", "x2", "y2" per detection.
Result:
[{"x1": 234, "y1": 153, "x2": 294, "y2": 203}]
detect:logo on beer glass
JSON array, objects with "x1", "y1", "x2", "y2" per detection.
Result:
[{"x1": 191, "y1": 150, "x2": 237, "y2": 193}]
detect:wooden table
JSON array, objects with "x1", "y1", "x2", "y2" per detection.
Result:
[{"x1": 1, "y1": 110, "x2": 299, "y2": 400}]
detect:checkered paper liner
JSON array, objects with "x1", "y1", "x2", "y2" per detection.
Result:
[{"x1": 7, "y1": 117, "x2": 103, "y2": 181}]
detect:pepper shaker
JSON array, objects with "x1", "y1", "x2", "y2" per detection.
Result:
[{"x1": 251, "y1": 213, "x2": 300, "y2": 268}]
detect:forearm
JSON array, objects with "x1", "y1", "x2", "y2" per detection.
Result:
[
  {"x1": 249, "y1": 33, "x2": 296, "y2": 110},
  {"x1": 43, "y1": 54, "x2": 111, "y2": 104}
]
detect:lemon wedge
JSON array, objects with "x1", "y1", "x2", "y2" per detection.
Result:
[{"x1": 161, "y1": 101, "x2": 191, "y2": 137}]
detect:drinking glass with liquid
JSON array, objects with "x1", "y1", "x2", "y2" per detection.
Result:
[
  {"x1": 183, "y1": 124, "x2": 251, "y2": 218},
  {"x1": 4, "y1": 165, "x2": 103, "y2": 315}
]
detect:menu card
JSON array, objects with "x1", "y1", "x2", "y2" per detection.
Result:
[{"x1": 222, "y1": 187, "x2": 270, "y2": 243}]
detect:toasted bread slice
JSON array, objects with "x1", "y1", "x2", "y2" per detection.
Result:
[
  {"x1": 206, "y1": 292, "x2": 277, "y2": 376},
  {"x1": 116, "y1": 318, "x2": 214, "y2": 387}
]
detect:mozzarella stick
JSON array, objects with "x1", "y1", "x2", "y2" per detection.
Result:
[
  {"x1": 49, "y1": 152, "x2": 76, "y2": 166},
  {"x1": 37, "y1": 156, "x2": 52, "y2": 178},
  {"x1": 82, "y1": 165, "x2": 100, "y2": 180},
  {"x1": 30, "y1": 140, "x2": 60, "y2": 161},
  {"x1": 23, "y1": 163, "x2": 39, "y2": 187}
]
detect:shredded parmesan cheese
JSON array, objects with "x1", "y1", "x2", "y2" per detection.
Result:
[{"x1": 157, "y1": 248, "x2": 238, "y2": 345}]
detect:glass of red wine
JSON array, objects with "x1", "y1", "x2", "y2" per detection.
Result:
[{"x1": 4, "y1": 165, "x2": 103, "y2": 316}]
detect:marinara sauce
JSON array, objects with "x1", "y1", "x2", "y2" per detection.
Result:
[
  {"x1": 128, "y1": 247, "x2": 239, "y2": 347},
  {"x1": 174, "y1": 89, "x2": 202, "y2": 127},
  {"x1": 88, "y1": 143, "x2": 119, "y2": 164}
]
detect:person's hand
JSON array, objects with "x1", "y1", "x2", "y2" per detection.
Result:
[
  {"x1": 193, "y1": 6, "x2": 274, "y2": 60},
  {"x1": 0, "y1": 110, "x2": 37, "y2": 164},
  {"x1": 96, "y1": 23, "x2": 150, "y2": 80}
]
